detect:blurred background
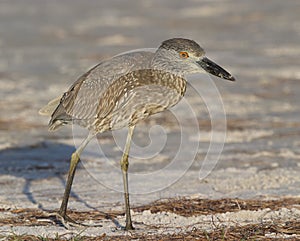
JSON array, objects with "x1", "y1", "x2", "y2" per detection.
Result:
[{"x1": 0, "y1": 0, "x2": 299, "y2": 210}]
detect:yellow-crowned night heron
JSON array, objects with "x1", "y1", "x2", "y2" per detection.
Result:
[{"x1": 39, "y1": 38, "x2": 235, "y2": 230}]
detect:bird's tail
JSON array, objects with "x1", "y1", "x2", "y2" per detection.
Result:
[
  {"x1": 38, "y1": 96, "x2": 62, "y2": 116},
  {"x1": 39, "y1": 96, "x2": 65, "y2": 131}
]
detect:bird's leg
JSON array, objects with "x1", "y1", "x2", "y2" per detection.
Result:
[
  {"x1": 56, "y1": 132, "x2": 95, "y2": 228},
  {"x1": 57, "y1": 152, "x2": 80, "y2": 224},
  {"x1": 120, "y1": 125, "x2": 135, "y2": 230}
]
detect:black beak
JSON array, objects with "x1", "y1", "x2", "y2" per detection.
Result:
[{"x1": 197, "y1": 57, "x2": 235, "y2": 81}]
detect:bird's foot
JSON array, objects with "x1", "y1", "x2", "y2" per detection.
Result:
[
  {"x1": 43, "y1": 211, "x2": 103, "y2": 229},
  {"x1": 57, "y1": 212, "x2": 82, "y2": 229},
  {"x1": 123, "y1": 221, "x2": 135, "y2": 231},
  {"x1": 43, "y1": 211, "x2": 82, "y2": 229}
]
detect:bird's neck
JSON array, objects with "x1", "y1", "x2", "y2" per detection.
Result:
[{"x1": 151, "y1": 50, "x2": 185, "y2": 77}]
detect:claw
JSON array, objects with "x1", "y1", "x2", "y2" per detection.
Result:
[
  {"x1": 124, "y1": 224, "x2": 135, "y2": 231},
  {"x1": 57, "y1": 212, "x2": 82, "y2": 229},
  {"x1": 42, "y1": 211, "x2": 82, "y2": 229},
  {"x1": 42, "y1": 211, "x2": 103, "y2": 229}
]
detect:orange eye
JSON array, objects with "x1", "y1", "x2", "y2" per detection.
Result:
[{"x1": 179, "y1": 51, "x2": 189, "y2": 59}]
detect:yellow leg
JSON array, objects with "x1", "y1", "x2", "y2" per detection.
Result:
[
  {"x1": 120, "y1": 125, "x2": 135, "y2": 230},
  {"x1": 58, "y1": 132, "x2": 95, "y2": 227}
]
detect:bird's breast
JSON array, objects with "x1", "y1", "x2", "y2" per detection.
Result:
[{"x1": 94, "y1": 69, "x2": 187, "y2": 131}]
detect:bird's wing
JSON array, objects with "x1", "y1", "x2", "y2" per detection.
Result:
[{"x1": 47, "y1": 50, "x2": 154, "y2": 130}]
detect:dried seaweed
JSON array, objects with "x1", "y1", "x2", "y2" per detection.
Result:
[{"x1": 1, "y1": 197, "x2": 300, "y2": 240}]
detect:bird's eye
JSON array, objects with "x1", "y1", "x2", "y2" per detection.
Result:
[{"x1": 179, "y1": 51, "x2": 189, "y2": 59}]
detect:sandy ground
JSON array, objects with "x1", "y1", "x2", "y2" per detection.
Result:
[
  {"x1": 1, "y1": 198, "x2": 300, "y2": 239},
  {"x1": 0, "y1": 0, "x2": 300, "y2": 239}
]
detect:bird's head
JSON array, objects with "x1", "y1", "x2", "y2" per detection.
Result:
[{"x1": 153, "y1": 38, "x2": 235, "y2": 81}]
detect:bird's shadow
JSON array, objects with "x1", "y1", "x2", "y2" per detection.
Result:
[
  {"x1": 0, "y1": 140, "x2": 125, "y2": 228},
  {"x1": 0, "y1": 141, "x2": 96, "y2": 211}
]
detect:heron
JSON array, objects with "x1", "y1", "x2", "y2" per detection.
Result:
[{"x1": 39, "y1": 38, "x2": 235, "y2": 230}]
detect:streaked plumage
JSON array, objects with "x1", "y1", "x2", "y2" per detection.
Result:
[{"x1": 40, "y1": 38, "x2": 235, "y2": 230}]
